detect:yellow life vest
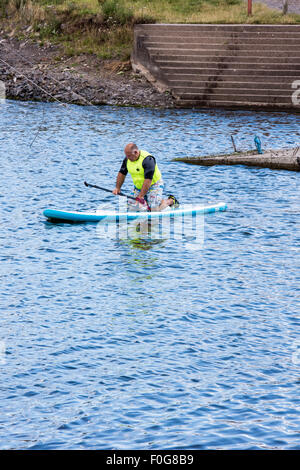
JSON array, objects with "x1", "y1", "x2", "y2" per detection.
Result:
[{"x1": 126, "y1": 150, "x2": 162, "y2": 190}]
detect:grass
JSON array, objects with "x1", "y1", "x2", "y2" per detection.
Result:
[{"x1": 1, "y1": 0, "x2": 300, "y2": 60}]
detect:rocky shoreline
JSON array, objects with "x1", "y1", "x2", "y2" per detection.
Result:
[{"x1": 0, "y1": 37, "x2": 175, "y2": 108}]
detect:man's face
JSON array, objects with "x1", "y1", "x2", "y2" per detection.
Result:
[{"x1": 125, "y1": 148, "x2": 139, "y2": 161}]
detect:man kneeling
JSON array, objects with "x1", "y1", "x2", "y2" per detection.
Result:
[{"x1": 113, "y1": 143, "x2": 179, "y2": 212}]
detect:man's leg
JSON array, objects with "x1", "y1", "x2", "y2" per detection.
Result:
[
  {"x1": 157, "y1": 198, "x2": 175, "y2": 211},
  {"x1": 147, "y1": 181, "x2": 176, "y2": 212},
  {"x1": 128, "y1": 187, "x2": 148, "y2": 211}
]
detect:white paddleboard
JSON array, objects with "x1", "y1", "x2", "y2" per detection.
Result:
[{"x1": 43, "y1": 202, "x2": 227, "y2": 223}]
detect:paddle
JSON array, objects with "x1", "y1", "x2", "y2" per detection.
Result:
[
  {"x1": 84, "y1": 181, "x2": 150, "y2": 211},
  {"x1": 84, "y1": 181, "x2": 136, "y2": 200}
]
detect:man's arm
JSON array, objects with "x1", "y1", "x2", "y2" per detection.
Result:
[
  {"x1": 113, "y1": 157, "x2": 128, "y2": 194},
  {"x1": 139, "y1": 179, "x2": 152, "y2": 198},
  {"x1": 138, "y1": 156, "x2": 155, "y2": 198},
  {"x1": 113, "y1": 172, "x2": 126, "y2": 195}
]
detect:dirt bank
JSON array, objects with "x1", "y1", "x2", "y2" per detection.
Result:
[{"x1": 0, "y1": 36, "x2": 175, "y2": 108}]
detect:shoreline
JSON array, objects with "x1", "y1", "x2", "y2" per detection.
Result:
[
  {"x1": 0, "y1": 37, "x2": 175, "y2": 109},
  {"x1": 1, "y1": 35, "x2": 299, "y2": 114}
]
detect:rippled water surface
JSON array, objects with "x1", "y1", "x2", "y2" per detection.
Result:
[{"x1": 0, "y1": 101, "x2": 300, "y2": 449}]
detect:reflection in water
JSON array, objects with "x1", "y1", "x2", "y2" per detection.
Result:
[
  {"x1": 119, "y1": 220, "x2": 166, "y2": 253},
  {"x1": 124, "y1": 237, "x2": 165, "y2": 252},
  {"x1": 97, "y1": 213, "x2": 204, "y2": 251}
]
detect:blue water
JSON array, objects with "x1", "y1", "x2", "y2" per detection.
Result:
[{"x1": 0, "y1": 100, "x2": 300, "y2": 450}]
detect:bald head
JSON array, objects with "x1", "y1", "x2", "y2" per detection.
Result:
[{"x1": 124, "y1": 143, "x2": 140, "y2": 161}]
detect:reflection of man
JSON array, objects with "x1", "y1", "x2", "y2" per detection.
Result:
[{"x1": 113, "y1": 143, "x2": 179, "y2": 211}]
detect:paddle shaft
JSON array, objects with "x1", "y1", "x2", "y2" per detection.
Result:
[
  {"x1": 84, "y1": 181, "x2": 137, "y2": 201},
  {"x1": 85, "y1": 180, "x2": 153, "y2": 211},
  {"x1": 84, "y1": 181, "x2": 151, "y2": 210}
]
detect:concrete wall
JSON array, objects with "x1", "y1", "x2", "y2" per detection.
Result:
[{"x1": 173, "y1": 147, "x2": 300, "y2": 172}]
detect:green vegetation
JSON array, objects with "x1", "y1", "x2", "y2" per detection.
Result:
[{"x1": 1, "y1": 0, "x2": 299, "y2": 60}]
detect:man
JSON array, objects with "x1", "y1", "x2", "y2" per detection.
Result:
[{"x1": 113, "y1": 143, "x2": 179, "y2": 211}]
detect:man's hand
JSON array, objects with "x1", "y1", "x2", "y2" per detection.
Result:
[
  {"x1": 136, "y1": 196, "x2": 147, "y2": 206},
  {"x1": 136, "y1": 197, "x2": 150, "y2": 211},
  {"x1": 113, "y1": 187, "x2": 120, "y2": 195}
]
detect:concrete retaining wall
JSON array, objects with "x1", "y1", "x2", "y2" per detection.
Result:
[{"x1": 173, "y1": 147, "x2": 300, "y2": 172}]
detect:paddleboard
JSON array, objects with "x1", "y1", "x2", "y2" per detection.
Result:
[{"x1": 43, "y1": 202, "x2": 227, "y2": 223}]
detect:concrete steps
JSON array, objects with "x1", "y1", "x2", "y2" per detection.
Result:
[
  {"x1": 134, "y1": 24, "x2": 300, "y2": 32},
  {"x1": 146, "y1": 43, "x2": 300, "y2": 52},
  {"x1": 167, "y1": 73, "x2": 300, "y2": 80},
  {"x1": 144, "y1": 38, "x2": 300, "y2": 46},
  {"x1": 173, "y1": 87, "x2": 293, "y2": 96},
  {"x1": 171, "y1": 83, "x2": 295, "y2": 92},
  {"x1": 178, "y1": 100, "x2": 293, "y2": 109},
  {"x1": 153, "y1": 56, "x2": 300, "y2": 64},
  {"x1": 160, "y1": 69, "x2": 300, "y2": 77},
  {"x1": 147, "y1": 32, "x2": 300, "y2": 39},
  {"x1": 132, "y1": 24, "x2": 300, "y2": 110},
  {"x1": 158, "y1": 63, "x2": 300, "y2": 72},
  {"x1": 179, "y1": 93, "x2": 292, "y2": 103},
  {"x1": 148, "y1": 48, "x2": 300, "y2": 58}
]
